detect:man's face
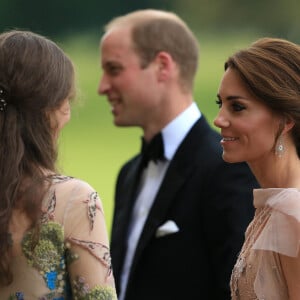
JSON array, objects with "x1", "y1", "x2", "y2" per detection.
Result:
[{"x1": 98, "y1": 28, "x2": 160, "y2": 129}]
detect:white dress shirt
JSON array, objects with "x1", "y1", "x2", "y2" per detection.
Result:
[{"x1": 119, "y1": 102, "x2": 201, "y2": 300}]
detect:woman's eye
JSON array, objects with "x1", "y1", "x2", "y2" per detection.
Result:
[{"x1": 232, "y1": 103, "x2": 246, "y2": 111}]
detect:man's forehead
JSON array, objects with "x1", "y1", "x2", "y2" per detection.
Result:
[{"x1": 101, "y1": 26, "x2": 131, "y2": 44}]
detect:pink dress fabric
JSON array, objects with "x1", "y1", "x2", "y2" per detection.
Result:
[{"x1": 230, "y1": 188, "x2": 300, "y2": 300}]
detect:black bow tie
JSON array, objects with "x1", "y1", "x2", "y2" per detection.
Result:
[{"x1": 140, "y1": 132, "x2": 166, "y2": 167}]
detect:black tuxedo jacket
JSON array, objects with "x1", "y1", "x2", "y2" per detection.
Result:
[{"x1": 110, "y1": 116, "x2": 259, "y2": 300}]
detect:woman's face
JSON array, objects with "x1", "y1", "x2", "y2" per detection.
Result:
[
  {"x1": 214, "y1": 67, "x2": 281, "y2": 164},
  {"x1": 50, "y1": 97, "x2": 71, "y2": 138}
]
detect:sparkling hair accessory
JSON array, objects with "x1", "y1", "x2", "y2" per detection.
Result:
[
  {"x1": 275, "y1": 135, "x2": 285, "y2": 157},
  {"x1": 0, "y1": 86, "x2": 8, "y2": 112}
]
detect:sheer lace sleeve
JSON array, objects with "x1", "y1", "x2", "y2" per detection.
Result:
[
  {"x1": 252, "y1": 189, "x2": 300, "y2": 299},
  {"x1": 61, "y1": 179, "x2": 117, "y2": 299}
]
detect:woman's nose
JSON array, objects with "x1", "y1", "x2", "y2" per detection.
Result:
[{"x1": 214, "y1": 110, "x2": 230, "y2": 128}]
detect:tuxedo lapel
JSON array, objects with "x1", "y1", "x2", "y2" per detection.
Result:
[
  {"x1": 118, "y1": 159, "x2": 142, "y2": 228},
  {"x1": 111, "y1": 155, "x2": 143, "y2": 277}
]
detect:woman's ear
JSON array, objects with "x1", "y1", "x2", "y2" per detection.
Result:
[{"x1": 282, "y1": 117, "x2": 295, "y2": 134}]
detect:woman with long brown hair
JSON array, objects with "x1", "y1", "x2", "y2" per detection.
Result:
[{"x1": 0, "y1": 30, "x2": 116, "y2": 300}]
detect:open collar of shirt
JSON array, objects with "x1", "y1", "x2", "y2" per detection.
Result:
[{"x1": 161, "y1": 102, "x2": 201, "y2": 161}]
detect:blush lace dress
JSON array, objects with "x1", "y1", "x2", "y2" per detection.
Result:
[
  {"x1": 1, "y1": 175, "x2": 117, "y2": 300},
  {"x1": 230, "y1": 188, "x2": 300, "y2": 300}
]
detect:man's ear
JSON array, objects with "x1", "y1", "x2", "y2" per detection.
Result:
[{"x1": 154, "y1": 51, "x2": 174, "y2": 82}]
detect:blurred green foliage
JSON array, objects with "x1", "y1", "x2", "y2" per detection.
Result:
[
  {"x1": 0, "y1": 0, "x2": 172, "y2": 37},
  {"x1": 1, "y1": 0, "x2": 299, "y2": 41},
  {"x1": 176, "y1": 0, "x2": 300, "y2": 42},
  {"x1": 57, "y1": 32, "x2": 259, "y2": 233}
]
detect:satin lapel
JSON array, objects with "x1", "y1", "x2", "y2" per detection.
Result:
[
  {"x1": 111, "y1": 155, "x2": 143, "y2": 276},
  {"x1": 118, "y1": 157, "x2": 143, "y2": 228}
]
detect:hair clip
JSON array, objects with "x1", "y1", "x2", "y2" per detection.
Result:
[{"x1": 0, "y1": 87, "x2": 8, "y2": 112}]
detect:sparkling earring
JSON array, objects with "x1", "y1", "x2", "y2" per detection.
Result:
[{"x1": 275, "y1": 135, "x2": 285, "y2": 157}]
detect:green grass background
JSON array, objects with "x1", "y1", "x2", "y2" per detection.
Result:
[{"x1": 57, "y1": 32, "x2": 259, "y2": 234}]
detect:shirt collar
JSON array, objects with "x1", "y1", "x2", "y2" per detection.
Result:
[{"x1": 161, "y1": 102, "x2": 201, "y2": 160}]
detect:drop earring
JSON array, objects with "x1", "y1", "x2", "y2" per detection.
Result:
[{"x1": 275, "y1": 135, "x2": 285, "y2": 157}]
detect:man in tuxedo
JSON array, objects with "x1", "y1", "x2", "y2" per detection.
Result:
[{"x1": 98, "y1": 9, "x2": 258, "y2": 300}]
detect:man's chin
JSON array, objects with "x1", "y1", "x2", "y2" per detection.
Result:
[{"x1": 114, "y1": 119, "x2": 128, "y2": 127}]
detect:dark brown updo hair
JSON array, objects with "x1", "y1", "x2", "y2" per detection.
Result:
[{"x1": 225, "y1": 37, "x2": 300, "y2": 156}]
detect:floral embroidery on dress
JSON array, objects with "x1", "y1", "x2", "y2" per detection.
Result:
[
  {"x1": 231, "y1": 255, "x2": 246, "y2": 298},
  {"x1": 230, "y1": 198, "x2": 273, "y2": 300},
  {"x1": 41, "y1": 174, "x2": 73, "y2": 223},
  {"x1": 83, "y1": 191, "x2": 102, "y2": 230},
  {"x1": 65, "y1": 241, "x2": 80, "y2": 265},
  {"x1": 42, "y1": 191, "x2": 56, "y2": 223},
  {"x1": 22, "y1": 221, "x2": 67, "y2": 297},
  {"x1": 4, "y1": 175, "x2": 116, "y2": 300},
  {"x1": 67, "y1": 237, "x2": 112, "y2": 275},
  {"x1": 72, "y1": 276, "x2": 117, "y2": 300},
  {"x1": 50, "y1": 175, "x2": 73, "y2": 184},
  {"x1": 8, "y1": 292, "x2": 25, "y2": 300}
]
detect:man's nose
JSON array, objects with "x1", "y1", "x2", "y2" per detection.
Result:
[{"x1": 98, "y1": 74, "x2": 110, "y2": 95}]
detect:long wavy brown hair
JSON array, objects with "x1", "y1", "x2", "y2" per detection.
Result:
[{"x1": 0, "y1": 30, "x2": 75, "y2": 285}]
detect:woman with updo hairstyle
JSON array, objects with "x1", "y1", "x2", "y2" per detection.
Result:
[
  {"x1": 0, "y1": 30, "x2": 116, "y2": 300},
  {"x1": 214, "y1": 37, "x2": 300, "y2": 300}
]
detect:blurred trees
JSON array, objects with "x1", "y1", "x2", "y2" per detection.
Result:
[
  {"x1": 0, "y1": 0, "x2": 172, "y2": 37},
  {"x1": 0, "y1": 0, "x2": 299, "y2": 41},
  {"x1": 175, "y1": 0, "x2": 300, "y2": 42}
]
